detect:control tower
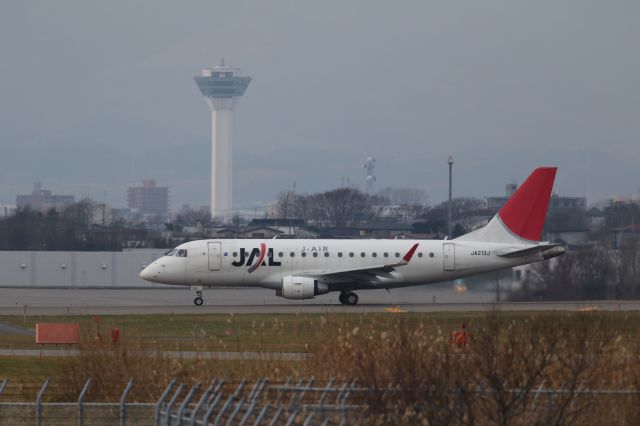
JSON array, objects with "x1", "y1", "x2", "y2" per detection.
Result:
[{"x1": 194, "y1": 60, "x2": 251, "y2": 220}]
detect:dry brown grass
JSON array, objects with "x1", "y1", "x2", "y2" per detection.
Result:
[
  {"x1": 312, "y1": 311, "x2": 640, "y2": 425},
  {"x1": 29, "y1": 311, "x2": 640, "y2": 424},
  {"x1": 58, "y1": 336, "x2": 307, "y2": 402}
]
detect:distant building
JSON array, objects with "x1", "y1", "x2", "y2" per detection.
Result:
[
  {"x1": 16, "y1": 182, "x2": 75, "y2": 212},
  {"x1": 486, "y1": 184, "x2": 586, "y2": 213},
  {"x1": 0, "y1": 205, "x2": 15, "y2": 218},
  {"x1": 127, "y1": 180, "x2": 169, "y2": 218},
  {"x1": 89, "y1": 202, "x2": 113, "y2": 226},
  {"x1": 610, "y1": 224, "x2": 640, "y2": 248},
  {"x1": 317, "y1": 221, "x2": 413, "y2": 239}
]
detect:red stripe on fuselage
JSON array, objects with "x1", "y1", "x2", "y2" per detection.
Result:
[{"x1": 247, "y1": 243, "x2": 267, "y2": 273}]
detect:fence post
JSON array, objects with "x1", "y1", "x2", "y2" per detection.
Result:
[
  {"x1": 303, "y1": 412, "x2": 315, "y2": 426},
  {"x1": 238, "y1": 400, "x2": 257, "y2": 426},
  {"x1": 267, "y1": 407, "x2": 283, "y2": 426},
  {"x1": 77, "y1": 378, "x2": 92, "y2": 426},
  {"x1": 119, "y1": 379, "x2": 134, "y2": 426},
  {"x1": 176, "y1": 382, "x2": 200, "y2": 426},
  {"x1": 165, "y1": 384, "x2": 185, "y2": 426},
  {"x1": 155, "y1": 379, "x2": 177, "y2": 426},
  {"x1": 202, "y1": 392, "x2": 223, "y2": 425},
  {"x1": 190, "y1": 378, "x2": 217, "y2": 426},
  {"x1": 253, "y1": 403, "x2": 271, "y2": 425},
  {"x1": 226, "y1": 397, "x2": 245, "y2": 425},
  {"x1": 0, "y1": 378, "x2": 8, "y2": 395},
  {"x1": 284, "y1": 409, "x2": 299, "y2": 426},
  {"x1": 212, "y1": 380, "x2": 244, "y2": 426},
  {"x1": 35, "y1": 378, "x2": 50, "y2": 426},
  {"x1": 213, "y1": 395, "x2": 236, "y2": 426}
]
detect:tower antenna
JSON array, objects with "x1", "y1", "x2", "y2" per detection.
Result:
[{"x1": 364, "y1": 156, "x2": 376, "y2": 193}]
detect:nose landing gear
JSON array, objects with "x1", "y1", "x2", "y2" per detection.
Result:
[
  {"x1": 338, "y1": 291, "x2": 359, "y2": 306},
  {"x1": 191, "y1": 286, "x2": 204, "y2": 306}
]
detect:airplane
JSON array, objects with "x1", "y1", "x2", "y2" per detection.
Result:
[{"x1": 139, "y1": 167, "x2": 565, "y2": 306}]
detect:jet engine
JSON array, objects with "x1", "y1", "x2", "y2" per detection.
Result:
[{"x1": 277, "y1": 276, "x2": 329, "y2": 299}]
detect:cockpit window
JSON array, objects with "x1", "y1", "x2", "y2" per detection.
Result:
[
  {"x1": 164, "y1": 249, "x2": 177, "y2": 257},
  {"x1": 176, "y1": 249, "x2": 188, "y2": 257}
]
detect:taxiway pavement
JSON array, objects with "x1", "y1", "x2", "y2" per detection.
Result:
[{"x1": 0, "y1": 287, "x2": 637, "y2": 315}]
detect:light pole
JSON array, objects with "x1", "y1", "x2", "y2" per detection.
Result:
[{"x1": 448, "y1": 156, "x2": 454, "y2": 239}]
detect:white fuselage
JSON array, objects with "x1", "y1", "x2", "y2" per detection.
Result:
[
  {"x1": 139, "y1": 166, "x2": 563, "y2": 305},
  {"x1": 140, "y1": 239, "x2": 542, "y2": 291}
]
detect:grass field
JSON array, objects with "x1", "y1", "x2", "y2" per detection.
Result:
[
  {"x1": 2, "y1": 310, "x2": 640, "y2": 417},
  {"x1": 0, "y1": 311, "x2": 498, "y2": 351},
  {"x1": 1, "y1": 311, "x2": 639, "y2": 366}
]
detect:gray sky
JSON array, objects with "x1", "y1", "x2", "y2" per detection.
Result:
[{"x1": 1, "y1": 0, "x2": 638, "y2": 210}]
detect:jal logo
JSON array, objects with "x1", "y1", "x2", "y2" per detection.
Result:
[{"x1": 232, "y1": 243, "x2": 281, "y2": 273}]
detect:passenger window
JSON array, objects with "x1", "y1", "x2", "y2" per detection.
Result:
[
  {"x1": 324, "y1": 252, "x2": 329, "y2": 257},
  {"x1": 290, "y1": 252, "x2": 295, "y2": 257},
  {"x1": 278, "y1": 252, "x2": 284, "y2": 257},
  {"x1": 349, "y1": 252, "x2": 354, "y2": 257},
  {"x1": 395, "y1": 252, "x2": 400, "y2": 258},
  {"x1": 418, "y1": 253, "x2": 423, "y2": 258},
  {"x1": 232, "y1": 252, "x2": 238, "y2": 257},
  {"x1": 312, "y1": 252, "x2": 318, "y2": 257},
  {"x1": 360, "y1": 252, "x2": 365, "y2": 257},
  {"x1": 372, "y1": 252, "x2": 377, "y2": 257},
  {"x1": 338, "y1": 252, "x2": 343, "y2": 257},
  {"x1": 383, "y1": 252, "x2": 388, "y2": 257},
  {"x1": 429, "y1": 252, "x2": 435, "y2": 258}
]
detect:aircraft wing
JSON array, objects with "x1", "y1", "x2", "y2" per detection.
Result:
[{"x1": 304, "y1": 243, "x2": 419, "y2": 282}]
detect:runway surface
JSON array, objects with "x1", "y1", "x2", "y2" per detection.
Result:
[{"x1": 0, "y1": 287, "x2": 638, "y2": 315}]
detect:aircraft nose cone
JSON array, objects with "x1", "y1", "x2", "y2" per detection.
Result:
[{"x1": 139, "y1": 265, "x2": 154, "y2": 281}]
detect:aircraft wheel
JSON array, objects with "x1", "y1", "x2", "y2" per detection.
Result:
[
  {"x1": 194, "y1": 297, "x2": 204, "y2": 306},
  {"x1": 338, "y1": 293, "x2": 347, "y2": 305},
  {"x1": 344, "y1": 292, "x2": 358, "y2": 306}
]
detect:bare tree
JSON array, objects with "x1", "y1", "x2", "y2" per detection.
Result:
[
  {"x1": 470, "y1": 312, "x2": 560, "y2": 426},
  {"x1": 618, "y1": 235, "x2": 640, "y2": 299},
  {"x1": 377, "y1": 186, "x2": 427, "y2": 206},
  {"x1": 414, "y1": 197, "x2": 488, "y2": 236},
  {"x1": 271, "y1": 187, "x2": 389, "y2": 228},
  {"x1": 511, "y1": 244, "x2": 618, "y2": 301},
  {"x1": 174, "y1": 207, "x2": 211, "y2": 228}
]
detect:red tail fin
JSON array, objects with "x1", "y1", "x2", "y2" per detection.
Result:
[{"x1": 498, "y1": 167, "x2": 557, "y2": 241}]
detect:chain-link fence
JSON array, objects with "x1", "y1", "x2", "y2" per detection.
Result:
[{"x1": 2, "y1": 376, "x2": 640, "y2": 425}]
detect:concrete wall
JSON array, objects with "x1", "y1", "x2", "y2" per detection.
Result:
[{"x1": 0, "y1": 250, "x2": 166, "y2": 288}]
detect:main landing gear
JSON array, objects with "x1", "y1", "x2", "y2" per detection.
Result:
[
  {"x1": 339, "y1": 291, "x2": 359, "y2": 306},
  {"x1": 191, "y1": 286, "x2": 204, "y2": 306}
]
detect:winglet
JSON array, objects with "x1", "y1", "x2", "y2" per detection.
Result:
[{"x1": 402, "y1": 243, "x2": 419, "y2": 262}]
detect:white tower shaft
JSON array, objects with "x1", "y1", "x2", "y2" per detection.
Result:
[
  {"x1": 211, "y1": 109, "x2": 233, "y2": 219},
  {"x1": 195, "y1": 61, "x2": 251, "y2": 222}
]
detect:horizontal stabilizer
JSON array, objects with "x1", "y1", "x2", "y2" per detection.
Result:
[{"x1": 495, "y1": 244, "x2": 565, "y2": 259}]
